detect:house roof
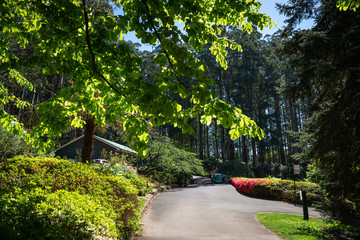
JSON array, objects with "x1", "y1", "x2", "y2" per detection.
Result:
[
  {"x1": 94, "y1": 135, "x2": 137, "y2": 155},
  {"x1": 55, "y1": 135, "x2": 137, "y2": 155}
]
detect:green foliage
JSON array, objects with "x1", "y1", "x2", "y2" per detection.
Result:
[
  {"x1": 260, "y1": 179, "x2": 325, "y2": 206},
  {"x1": 202, "y1": 157, "x2": 222, "y2": 173},
  {"x1": 138, "y1": 197, "x2": 148, "y2": 210},
  {"x1": 0, "y1": 188, "x2": 119, "y2": 239},
  {"x1": 232, "y1": 177, "x2": 325, "y2": 206},
  {"x1": 0, "y1": 126, "x2": 30, "y2": 162},
  {"x1": 317, "y1": 196, "x2": 360, "y2": 226},
  {"x1": 218, "y1": 160, "x2": 254, "y2": 178},
  {"x1": 0, "y1": 156, "x2": 142, "y2": 239},
  {"x1": 337, "y1": 0, "x2": 360, "y2": 11},
  {"x1": 280, "y1": 0, "x2": 360, "y2": 222},
  {"x1": 137, "y1": 136, "x2": 205, "y2": 185},
  {"x1": 257, "y1": 213, "x2": 360, "y2": 240},
  {"x1": 108, "y1": 159, "x2": 152, "y2": 196},
  {"x1": 306, "y1": 164, "x2": 325, "y2": 185},
  {"x1": 260, "y1": 163, "x2": 281, "y2": 178},
  {"x1": 0, "y1": 0, "x2": 271, "y2": 155}
]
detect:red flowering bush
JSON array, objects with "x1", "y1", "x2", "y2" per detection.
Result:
[
  {"x1": 230, "y1": 178, "x2": 273, "y2": 195},
  {"x1": 230, "y1": 177, "x2": 325, "y2": 206}
]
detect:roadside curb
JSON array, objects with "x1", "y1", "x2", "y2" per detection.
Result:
[{"x1": 140, "y1": 186, "x2": 170, "y2": 214}]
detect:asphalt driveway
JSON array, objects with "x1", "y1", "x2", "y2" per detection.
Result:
[{"x1": 135, "y1": 177, "x2": 321, "y2": 240}]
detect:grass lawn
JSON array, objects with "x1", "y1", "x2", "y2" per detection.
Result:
[{"x1": 256, "y1": 213, "x2": 360, "y2": 240}]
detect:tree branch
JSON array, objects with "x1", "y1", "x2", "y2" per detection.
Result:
[
  {"x1": 141, "y1": 0, "x2": 190, "y2": 92},
  {"x1": 81, "y1": 0, "x2": 125, "y2": 98}
]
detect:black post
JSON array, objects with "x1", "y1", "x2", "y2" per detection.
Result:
[
  {"x1": 293, "y1": 180, "x2": 296, "y2": 205},
  {"x1": 300, "y1": 191, "x2": 309, "y2": 220}
]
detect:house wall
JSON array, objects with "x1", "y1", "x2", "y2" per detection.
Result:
[{"x1": 55, "y1": 138, "x2": 119, "y2": 160}]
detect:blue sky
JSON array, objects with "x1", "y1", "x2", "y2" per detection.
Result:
[
  {"x1": 122, "y1": 1, "x2": 314, "y2": 51},
  {"x1": 259, "y1": 0, "x2": 314, "y2": 36}
]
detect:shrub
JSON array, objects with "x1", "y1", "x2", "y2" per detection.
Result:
[
  {"x1": 108, "y1": 161, "x2": 152, "y2": 196},
  {"x1": 230, "y1": 178, "x2": 273, "y2": 195},
  {"x1": 0, "y1": 126, "x2": 30, "y2": 163},
  {"x1": 280, "y1": 165, "x2": 291, "y2": 179},
  {"x1": 0, "y1": 156, "x2": 142, "y2": 239},
  {"x1": 136, "y1": 136, "x2": 205, "y2": 185},
  {"x1": 263, "y1": 179, "x2": 325, "y2": 206},
  {"x1": 0, "y1": 188, "x2": 119, "y2": 239},
  {"x1": 231, "y1": 177, "x2": 325, "y2": 206},
  {"x1": 257, "y1": 163, "x2": 281, "y2": 178},
  {"x1": 218, "y1": 160, "x2": 254, "y2": 178}
]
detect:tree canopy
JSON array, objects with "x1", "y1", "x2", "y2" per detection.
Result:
[
  {"x1": 0, "y1": 0, "x2": 274, "y2": 155},
  {"x1": 278, "y1": 0, "x2": 360, "y2": 222},
  {"x1": 337, "y1": 0, "x2": 360, "y2": 11},
  {"x1": 136, "y1": 135, "x2": 205, "y2": 185}
]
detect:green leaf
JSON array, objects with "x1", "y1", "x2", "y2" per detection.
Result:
[{"x1": 200, "y1": 115, "x2": 212, "y2": 126}]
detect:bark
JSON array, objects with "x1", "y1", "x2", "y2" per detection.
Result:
[
  {"x1": 251, "y1": 138, "x2": 257, "y2": 169},
  {"x1": 274, "y1": 94, "x2": 286, "y2": 165},
  {"x1": 81, "y1": 115, "x2": 96, "y2": 163},
  {"x1": 272, "y1": 147, "x2": 275, "y2": 164},
  {"x1": 220, "y1": 125, "x2": 225, "y2": 161},
  {"x1": 226, "y1": 132, "x2": 235, "y2": 160},
  {"x1": 238, "y1": 138, "x2": 242, "y2": 161},
  {"x1": 242, "y1": 136, "x2": 248, "y2": 164},
  {"x1": 258, "y1": 141, "x2": 266, "y2": 177},
  {"x1": 297, "y1": 105, "x2": 302, "y2": 131},
  {"x1": 198, "y1": 115, "x2": 204, "y2": 160},
  {"x1": 283, "y1": 108, "x2": 291, "y2": 165},
  {"x1": 215, "y1": 120, "x2": 219, "y2": 159},
  {"x1": 206, "y1": 125, "x2": 210, "y2": 159}
]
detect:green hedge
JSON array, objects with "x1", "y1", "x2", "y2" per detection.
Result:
[
  {"x1": 252, "y1": 179, "x2": 325, "y2": 206},
  {"x1": 231, "y1": 177, "x2": 325, "y2": 206},
  {"x1": 0, "y1": 156, "x2": 142, "y2": 239}
]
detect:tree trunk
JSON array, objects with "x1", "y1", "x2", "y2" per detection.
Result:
[
  {"x1": 215, "y1": 120, "x2": 219, "y2": 159},
  {"x1": 274, "y1": 94, "x2": 286, "y2": 165},
  {"x1": 220, "y1": 126, "x2": 225, "y2": 161},
  {"x1": 242, "y1": 135, "x2": 248, "y2": 164},
  {"x1": 251, "y1": 138, "x2": 257, "y2": 169},
  {"x1": 81, "y1": 115, "x2": 96, "y2": 163},
  {"x1": 272, "y1": 147, "x2": 275, "y2": 164},
  {"x1": 238, "y1": 138, "x2": 242, "y2": 161},
  {"x1": 206, "y1": 125, "x2": 210, "y2": 159},
  {"x1": 226, "y1": 132, "x2": 235, "y2": 160},
  {"x1": 258, "y1": 143, "x2": 265, "y2": 178},
  {"x1": 198, "y1": 115, "x2": 204, "y2": 160}
]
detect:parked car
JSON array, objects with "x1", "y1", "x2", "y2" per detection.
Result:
[{"x1": 213, "y1": 173, "x2": 223, "y2": 183}]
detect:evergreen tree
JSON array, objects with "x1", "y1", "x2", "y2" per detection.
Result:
[{"x1": 279, "y1": 0, "x2": 360, "y2": 222}]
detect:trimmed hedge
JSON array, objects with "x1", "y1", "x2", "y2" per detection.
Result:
[
  {"x1": 0, "y1": 156, "x2": 142, "y2": 239},
  {"x1": 231, "y1": 177, "x2": 325, "y2": 206},
  {"x1": 230, "y1": 178, "x2": 273, "y2": 195}
]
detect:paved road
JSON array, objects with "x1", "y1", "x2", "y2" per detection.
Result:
[{"x1": 135, "y1": 177, "x2": 321, "y2": 240}]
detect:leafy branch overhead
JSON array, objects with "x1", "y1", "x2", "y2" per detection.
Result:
[
  {"x1": 337, "y1": 0, "x2": 360, "y2": 11},
  {"x1": 0, "y1": 0, "x2": 272, "y2": 154}
]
